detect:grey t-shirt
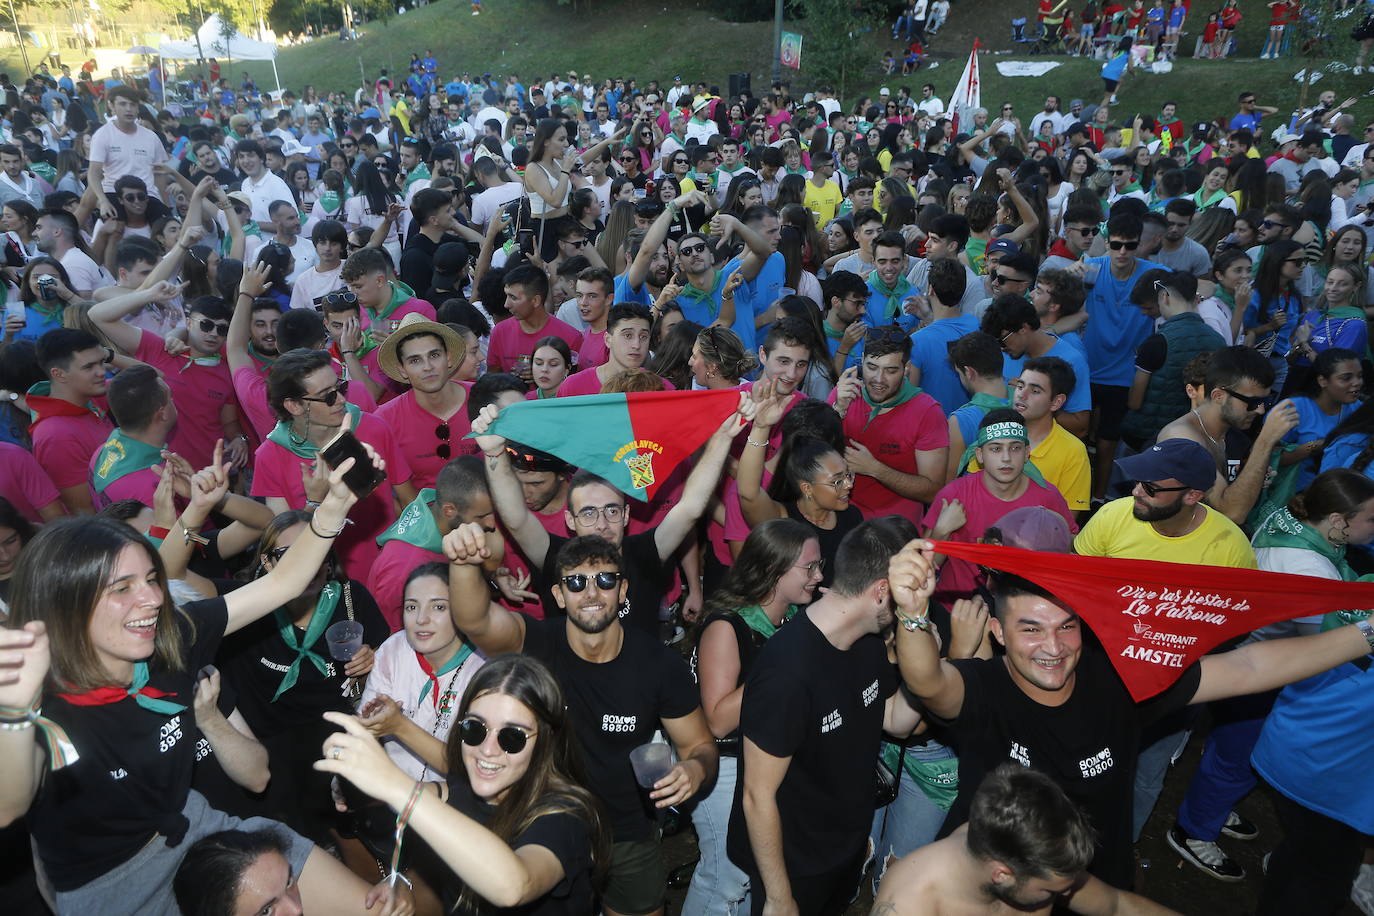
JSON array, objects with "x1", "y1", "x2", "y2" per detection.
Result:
[{"x1": 1151, "y1": 238, "x2": 1212, "y2": 277}]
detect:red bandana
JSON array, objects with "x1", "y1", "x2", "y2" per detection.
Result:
[{"x1": 931, "y1": 541, "x2": 1374, "y2": 701}]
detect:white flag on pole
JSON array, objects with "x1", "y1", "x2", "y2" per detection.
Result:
[{"x1": 948, "y1": 39, "x2": 982, "y2": 137}]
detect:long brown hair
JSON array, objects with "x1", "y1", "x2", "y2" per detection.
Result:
[
  {"x1": 8, "y1": 518, "x2": 188, "y2": 690},
  {"x1": 446, "y1": 655, "x2": 609, "y2": 908}
]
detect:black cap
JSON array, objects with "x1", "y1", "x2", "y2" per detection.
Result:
[{"x1": 431, "y1": 242, "x2": 470, "y2": 289}]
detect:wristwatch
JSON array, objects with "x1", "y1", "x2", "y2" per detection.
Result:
[{"x1": 1354, "y1": 618, "x2": 1374, "y2": 651}]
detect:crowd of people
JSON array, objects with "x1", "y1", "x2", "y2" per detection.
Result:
[{"x1": 1, "y1": 34, "x2": 1374, "y2": 916}]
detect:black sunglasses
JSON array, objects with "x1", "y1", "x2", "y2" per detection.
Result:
[
  {"x1": 196, "y1": 317, "x2": 230, "y2": 335},
  {"x1": 679, "y1": 242, "x2": 709, "y2": 256},
  {"x1": 1224, "y1": 387, "x2": 1268, "y2": 411},
  {"x1": 1107, "y1": 239, "x2": 1140, "y2": 251},
  {"x1": 1068, "y1": 225, "x2": 1098, "y2": 237},
  {"x1": 297, "y1": 380, "x2": 349, "y2": 406},
  {"x1": 559, "y1": 571, "x2": 623, "y2": 592},
  {"x1": 436, "y1": 422, "x2": 451, "y2": 460},
  {"x1": 458, "y1": 717, "x2": 536, "y2": 754},
  {"x1": 1136, "y1": 480, "x2": 1192, "y2": 497},
  {"x1": 122, "y1": 192, "x2": 148, "y2": 203}
]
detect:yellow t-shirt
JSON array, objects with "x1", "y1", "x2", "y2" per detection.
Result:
[
  {"x1": 803, "y1": 179, "x2": 844, "y2": 227},
  {"x1": 1074, "y1": 497, "x2": 1257, "y2": 568}
]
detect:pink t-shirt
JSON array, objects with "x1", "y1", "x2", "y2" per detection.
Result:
[
  {"x1": 249, "y1": 412, "x2": 411, "y2": 583},
  {"x1": 556, "y1": 366, "x2": 606, "y2": 397},
  {"x1": 0, "y1": 442, "x2": 61, "y2": 521},
  {"x1": 359, "y1": 294, "x2": 436, "y2": 333},
  {"x1": 32, "y1": 411, "x2": 114, "y2": 490},
  {"x1": 577, "y1": 330, "x2": 608, "y2": 369},
  {"x1": 234, "y1": 358, "x2": 379, "y2": 442},
  {"x1": 923, "y1": 471, "x2": 1075, "y2": 601},
  {"x1": 368, "y1": 538, "x2": 442, "y2": 632},
  {"x1": 830, "y1": 388, "x2": 948, "y2": 523},
  {"x1": 486, "y1": 315, "x2": 583, "y2": 374},
  {"x1": 135, "y1": 330, "x2": 238, "y2": 471},
  {"x1": 374, "y1": 382, "x2": 477, "y2": 491},
  {"x1": 90, "y1": 461, "x2": 161, "y2": 511}
]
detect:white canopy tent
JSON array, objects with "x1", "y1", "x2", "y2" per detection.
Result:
[{"x1": 159, "y1": 14, "x2": 281, "y2": 92}]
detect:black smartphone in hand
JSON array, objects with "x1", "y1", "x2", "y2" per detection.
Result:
[{"x1": 319, "y1": 430, "x2": 386, "y2": 499}]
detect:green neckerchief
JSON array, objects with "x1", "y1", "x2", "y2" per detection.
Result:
[
  {"x1": 1179, "y1": 139, "x2": 1207, "y2": 163},
  {"x1": 128, "y1": 662, "x2": 187, "y2": 714},
  {"x1": 679, "y1": 269, "x2": 723, "y2": 318},
  {"x1": 736, "y1": 603, "x2": 798, "y2": 639},
  {"x1": 1323, "y1": 304, "x2": 1367, "y2": 322},
  {"x1": 954, "y1": 420, "x2": 1047, "y2": 486},
  {"x1": 29, "y1": 298, "x2": 63, "y2": 320},
  {"x1": 317, "y1": 190, "x2": 343, "y2": 215},
  {"x1": 371, "y1": 280, "x2": 418, "y2": 323},
  {"x1": 879, "y1": 739, "x2": 959, "y2": 810},
  {"x1": 181, "y1": 350, "x2": 223, "y2": 372},
  {"x1": 1250, "y1": 506, "x2": 1374, "y2": 631},
  {"x1": 91, "y1": 429, "x2": 164, "y2": 494},
  {"x1": 822, "y1": 321, "x2": 845, "y2": 342},
  {"x1": 271, "y1": 581, "x2": 344, "y2": 701},
  {"x1": 535, "y1": 387, "x2": 558, "y2": 399},
  {"x1": 867, "y1": 270, "x2": 912, "y2": 320},
  {"x1": 402, "y1": 161, "x2": 432, "y2": 192},
  {"x1": 416, "y1": 643, "x2": 475, "y2": 707},
  {"x1": 30, "y1": 161, "x2": 55, "y2": 183},
  {"x1": 266, "y1": 402, "x2": 363, "y2": 459},
  {"x1": 861, "y1": 379, "x2": 921, "y2": 431},
  {"x1": 248, "y1": 343, "x2": 277, "y2": 372},
  {"x1": 1213, "y1": 286, "x2": 1237, "y2": 311},
  {"x1": 221, "y1": 221, "x2": 262, "y2": 257},
  {"x1": 1117, "y1": 179, "x2": 1143, "y2": 195},
  {"x1": 376, "y1": 488, "x2": 444, "y2": 552},
  {"x1": 1194, "y1": 187, "x2": 1229, "y2": 210},
  {"x1": 959, "y1": 391, "x2": 1008, "y2": 413}
]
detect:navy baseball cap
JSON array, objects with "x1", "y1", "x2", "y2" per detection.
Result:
[
  {"x1": 1115, "y1": 439, "x2": 1216, "y2": 491},
  {"x1": 987, "y1": 238, "x2": 1021, "y2": 258}
]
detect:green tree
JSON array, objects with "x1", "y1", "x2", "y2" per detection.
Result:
[
  {"x1": 1288, "y1": 0, "x2": 1360, "y2": 114},
  {"x1": 798, "y1": 0, "x2": 883, "y2": 99}
]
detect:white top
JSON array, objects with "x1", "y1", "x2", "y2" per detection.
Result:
[
  {"x1": 470, "y1": 181, "x2": 525, "y2": 231},
  {"x1": 343, "y1": 195, "x2": 400, "y2": 247},
  {"x1": 1249, "y1": 545, "x2": 1336, "y2": 640},
  {"x1": 527, "y1": 162, "x2": 569, "y2": 218},
  {"x1": 89, "y1": 121, "x2": 170, "y2": 198},
  {"x1": 289, "y1": 262, "x2": 344, "y2": 310},
  {"x1": 1197, "y1": 296, "x2": 1236, "y2": 345},
  {"x1": 281, "y1": 235, "x2": 319, "y2": 283},
  {"x1": 241, "y1": 171, "x2": 295, "y2": 224},
  {"x1": 360, "y1": 631, "x2": 486, "y2": 782},
  {"x1": 916, "y1": 97, "x2": 946, "y2": 118},
  {"x1": 61, "y1": 247, "x2": 113, "y2": 294}
]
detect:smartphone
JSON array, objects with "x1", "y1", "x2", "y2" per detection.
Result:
[
  {"x1": 633, "y1": 188, "x2": 647, "y2": 200},
  {"x1": 319, "y1": 429, "x2": 386, "y2": 499},
  {"x1": 517, "y1": 227, "x2": 536, "y2": 256}
]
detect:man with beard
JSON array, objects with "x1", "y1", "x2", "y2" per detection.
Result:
[
  {"x1": 830, "y1": 325, "x2": 948, "y2": 523},
  {"x1": 1154, "y1": 346, "x2": 1298, "y2": 525},
  {"x1": 446, "y1": 521, "x2": 718, "y2": 916},
  {"x1": 617, "y1": 210, "x2": 676, "y2": 308},
  {"x1": 871, "y1": 765, "x2": 1178, "y2": 915},
  {"x1": 558, "y1": 303, "x2": 657, "y2": 396}
]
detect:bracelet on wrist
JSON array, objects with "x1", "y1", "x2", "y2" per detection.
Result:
[
  {"x1": 310, "y1": 514, "x2": 348, "y2": 539},
  {"x1": 745, "y1": 438, "x2": 769, "y2": 449},
  {"x1": 342, "y1": 349, "x2": 357, "y2": 355},
  {"x1": 896, "y1": 610, "x2": 934, "y2": 633}
]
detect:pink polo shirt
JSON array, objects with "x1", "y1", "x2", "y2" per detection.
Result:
[
  {"x1": 829, "y1": 388, "x2": 948, "y2": 523},
  {"x1": 577, "y1": 329, "x2": 608, "y2": 369},
  {"x1": 0, "y1": 442, "x2": 61, "y2": 522},
  {"x1": 135, "y1": 330, "x2": 238, "y2": 471},
  {"x1": 486, "y1": 315, "x2": 583, "y2": 374},
  {"x1": 32, "y1": 411, "x2": 114, "y2": 491},
  {"x1": 249, "y1": 412, "x2": 411, "y2": 583},
  {"x1": 374, "y1": 382, "x2": 476, "y2": 491},
  {"x1": 368, "y1": 538, "x2": 442, "y2": 632}
]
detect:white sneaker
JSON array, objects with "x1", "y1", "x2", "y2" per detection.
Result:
[
  {"x1": 1352, "y1": 862, "x2": 1374, "y2": 916},
  {"x1": 1355, "y1": 65, "x2": 1366, "y2": 74}
]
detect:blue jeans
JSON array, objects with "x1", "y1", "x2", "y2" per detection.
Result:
[
  {"x1": 1132, "y1": 710, "x2": 1195, "y2": 841},
  {"x1": 684, "y1": 755, "x2": 750, "y2": 916},
  {"x1": 868, "y1": 740, "x2": 955, "y2": 893},
  {"x1": 1175, "y1": 691, "x2": 1276, "y2": 841}
]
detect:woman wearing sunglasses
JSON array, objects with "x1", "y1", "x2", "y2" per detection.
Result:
[{"x1": 320, "y1": 653, "x2": 608, "y2": 915}]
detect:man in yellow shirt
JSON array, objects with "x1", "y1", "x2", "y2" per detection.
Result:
[
  {"x1": 1013, "y1": 357, "x2": 1091, "y2": 515},
  {"x1": 803, "y1": 151, "x2": 844, "y2": 228}
]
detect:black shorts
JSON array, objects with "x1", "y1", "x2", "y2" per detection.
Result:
[
  {"x1": 1102, "y1": 77, "x2": 1119, "y2": 92},
  {"x1": 1091, "y1": 382, "x2": 1130, "y2": 441}
]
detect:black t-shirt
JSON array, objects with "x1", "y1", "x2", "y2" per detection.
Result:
[
  {"x1": 31, "y1": 598, "x2": 228, "y2": 891},
  {"x1": 785, "y1": 502, "x2": 864, "y2": 590},
  {"x1": 689, "y1": 611, "x2": 770, "y2": 754},
  {"x1": 217, "y1": 579, "x2": 388, "y2": 740},
  {"x1": 189, "y1": 672, "x2": 272, "y2": 820},
  {"x1": 727, "y1": 613, "x2": 896, "y2": 878},
  {"x1": 938, "y1": 647, "x2": 1202, "y2": 888},
  {"x1": 178, "y1": 159, "x2": 240, "y2": 189},
  {"x1": 520, "y1": 616, "x2": 700, "y2": 841},
  {"x1": 441, "y1": 776, "x2": 594, "y2": 916},
  {"x1": 540, "y1": 531, "x2": 670, "y2": 637}
]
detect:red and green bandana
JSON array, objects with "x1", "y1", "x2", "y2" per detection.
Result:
[{"x1": 475, "y1": 389, "x2": 740, "y2": 500}]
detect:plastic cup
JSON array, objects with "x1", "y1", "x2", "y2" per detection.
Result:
[
  {"x1": 324, "y1": 620, "x2": 364, "y2": 661},
  {"x1": 1082, "y1": 260, "x2": 1101, "y2": 287},
  {"x1": 629, "y1": 741, "x2": 674, "y2": 788}
]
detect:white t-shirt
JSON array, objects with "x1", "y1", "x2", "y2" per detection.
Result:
[
  {"x1": 89, "y1": 121, "x2": 169, "y2": 198},
  {"x1": 916, "y1": 97, "x2": 946, "y2": 118},
  {"x1": 343, "y1": 195, "x2": 400, "y2": 248},
  {"x1": 359, "y1": 631, "x2": 486, "y2": 782},
  {"x1": 470, "y1": 181, "x2": 524, "y2": 231},
  {"x1": 241, "y1": 171, "x2": 296, "y2": 224},
  {"x1": 279, "y1": 235, "x2": 318, "y2": 283},
  {"x1": 289, "y1": 262, "x2": 344, "y2": 310},
  {"x1": 61, "y1": 247, "x2": 113, "y2": 294}
]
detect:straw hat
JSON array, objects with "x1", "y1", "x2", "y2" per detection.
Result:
[{"x1": 376, "y1": 312, "x2": 467, "y2": 383}]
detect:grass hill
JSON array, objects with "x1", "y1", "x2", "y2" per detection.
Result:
[{"x1": 228, "y1": 0, "x2": 1372, "y2": 130}]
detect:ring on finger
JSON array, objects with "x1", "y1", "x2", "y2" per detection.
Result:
[{"x1": 332, "y1": 747, "x2": 342, "y2": 760}]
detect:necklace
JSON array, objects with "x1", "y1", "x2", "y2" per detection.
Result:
[{"x1": 1191, "y1": 408, "x2": 1222, "y2": 452}]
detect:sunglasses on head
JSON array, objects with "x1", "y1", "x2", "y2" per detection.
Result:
[
  {"x1": 1135, "y1": 480, "x2": 1191, "y2": 497},
  {"x1": 458, "y1": 717, "x2": 535, "y2": 754},
  {"x1": 324, "y1": 289, "x2": 358, "y2": 307},
  {"x1": 559, "y1": 571, "x2": 623, "y2": 592},
  {"x1": 1107, "y1": 239, "x2": 1140, "y2": 251},
  {"x1": 297, "y1": 380, "x2": 349, "y2": 406},
  {"x1": 196, "y1": 317, "x2": 230, "y2": 335}
]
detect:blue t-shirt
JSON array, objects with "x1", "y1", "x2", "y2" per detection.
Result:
[
  {"x1": 1300, "y1": 308, "x2": 1369, "y2": 362},
  {"x1": 1002, "y1": 336, "x2": 1094, "y2": 415},
  {"x1": 1080, "y1": 256, "x2": 1163, "y2": 386},
  {"x1": 863, "y1": 278, "x2": 919, "y2": 335},
  {"x1": 737, "y1": 251, "x2": 786, "y2": 350},
  {"x1": 951, "y1": 396, "x2": 1009, "y2": 447},
  {"x1": 1228, "y1": 111, "x2": 1263, "y2": 132},
  {"x1": 1102, "y1": 52, "x2": 1129, "y2": 81},
  {"x1": 1241, "y1": 288, "x2": 1301, "y2": 359},
  {"x1": 445, "y1": 81, "x2": 468, "y2": 100},
  {"x1": 1321, "y1": 433, "x2": 1373, "y2": 481},
  {"x1": 1285, "y1": 396, "x2": 1358, "y2": 491},
  {"x1": 824, "y1": 329, "x2": 864, "y2": 372},
  {"x1": 672, "y1": 268, "x2": 758, "y2": 352},
  {"x1": 910, "y1": 314, "x2": 979, "y2": 414},
  {"x1": 13, "y1": 305, "x2": 63, "y2": 344},
  {"x1": 613, "y1": 272, "x2": 653, "y2": 308}
]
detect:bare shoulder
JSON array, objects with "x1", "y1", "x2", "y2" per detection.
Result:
[{"x1": 872, "y1": 844, "x2": 946, "y2": 915}]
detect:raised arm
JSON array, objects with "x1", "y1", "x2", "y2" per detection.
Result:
[
  {"x1": 1193, "y1": 621, "x2": 1374, "y2": 706},
  {"x1": 656, "y1": 393, "x2": 755, "y2": 559},
  {"x1": 88, "y1": 280, "x2": 183, "y2": 355},
  {"x1": 442, "y1": 522, "x2": 528, "y2": 657},
  {"x1": 737, "y1": 383, "x2": 790, "y2": 526},
  {"x1": 997, "y1": 169, "x2": 1041, "y2": 246},
  {"x1": 227, "y1": 262, "x2": 271, "y2": 375},
  {"x1": 471, "y1": 404, "x2": 553, "y2": 565},
  {"x1": 889, "y1": 540, "x2": 967, "y2": 720},
  {"x1": 628, "y1": 191, "x2": 703, "y2": 290}
]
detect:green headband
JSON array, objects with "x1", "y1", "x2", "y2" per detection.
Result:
[{"x1": 956, "y1": 421, "x2": 1047, "y2": 487}]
